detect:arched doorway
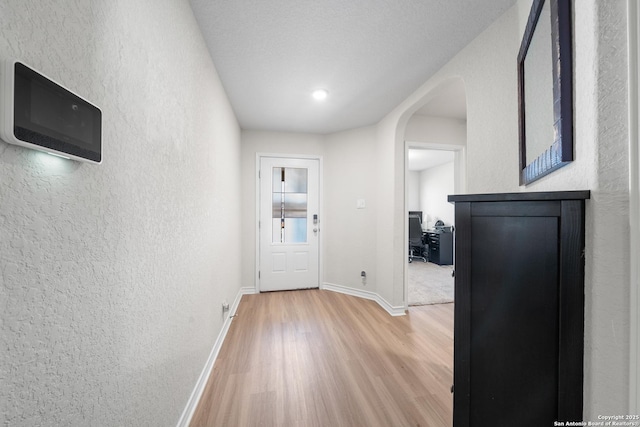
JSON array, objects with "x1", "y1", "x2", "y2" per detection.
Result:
[{"x1": 400, "y1": 78, "x2": 467, "y2": 309}]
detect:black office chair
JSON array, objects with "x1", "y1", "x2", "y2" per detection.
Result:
[{"x1": 408, "y1": 215, "x2": 427, "y2": 263}]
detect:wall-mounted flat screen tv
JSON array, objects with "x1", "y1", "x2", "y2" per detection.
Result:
[{"x1": 0, "y1": 60, "x2": 102, "y2": 163}]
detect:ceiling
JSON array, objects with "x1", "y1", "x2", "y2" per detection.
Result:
[{"x1": 188, "y1": 0, "x2": 516, "y2": 134}]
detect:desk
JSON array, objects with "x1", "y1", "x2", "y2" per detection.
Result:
[{"x1": 425, "y1": 230, "x2": 453, "y2": 265}]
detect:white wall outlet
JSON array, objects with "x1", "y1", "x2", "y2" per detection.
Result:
[
  {"x1": 356, "y1": 199, "x2": 366, "y2": 209},
  {"x1": 222, "y1": 301, "x2": 230, "y2": 312}
]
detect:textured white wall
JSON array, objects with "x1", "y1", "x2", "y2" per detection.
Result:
[
  {"x1": 323, "y1": 126, "x2": 378, "y2": 293},
  {"x1": 404, "y1": 115, "x2": 467, "y2": 146},
  {"x1": 419, "y1": 162, "x2": 455, "y2": 228},
  {"x1": 407, "y1": 171, "x2": 421, "y2": 211},
  {"x1": 377, "y1": 0, "x2": 631, "y2": 418},
  {"x1": 0, "y1": 1, "x2": 242, "y2": 426}
]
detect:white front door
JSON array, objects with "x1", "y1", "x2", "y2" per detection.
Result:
[{"x1": 258, "y1": 156, "x2": 320, "y2": 292}]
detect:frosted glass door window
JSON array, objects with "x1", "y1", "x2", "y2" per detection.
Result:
[{"x1": 272, "y1": 167, "x2": 308, "y2": 243}]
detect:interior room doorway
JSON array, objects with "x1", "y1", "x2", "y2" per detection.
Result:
[{"x1": 405, "y1": 145, "x2": 461, "y2": 307}]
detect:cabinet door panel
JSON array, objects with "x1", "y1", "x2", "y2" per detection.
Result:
[{"x1": 469, "y1": 216, "x2": 559, "y2": 424}]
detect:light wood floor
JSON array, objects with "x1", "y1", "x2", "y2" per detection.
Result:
[{"x1": 190, "y1": 290, "x2": 453, "y2": 427}]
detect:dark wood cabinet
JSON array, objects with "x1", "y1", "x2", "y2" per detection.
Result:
[
  {"x1": 426, "y1": 230, "x2": 453, "y2": 265},
  {"x1": 448, "y1": 191, "x2": 589, "y2": 426}
]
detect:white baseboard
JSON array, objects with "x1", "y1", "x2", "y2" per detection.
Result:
[
  {"x1": 176, "y1": 286, "x2": 256, "y2": 427},
  {"x1": 237, "y1": 286, "x2": 258, "y2": 297},
  {"x1": 322, "y1": 282, "x2": 406, "y2": 317}
]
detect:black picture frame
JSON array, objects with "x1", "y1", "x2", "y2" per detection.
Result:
[{"x1": 518, "y1": 0, "x2": 573, "y2": 185}]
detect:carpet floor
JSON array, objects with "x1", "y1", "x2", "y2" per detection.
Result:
[{"x1": 408, "y1": 260, "x2": 455, "y2": 306}]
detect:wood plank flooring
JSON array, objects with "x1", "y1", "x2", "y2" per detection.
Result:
[{"x1": 190, "y1": 290, "x2": 453, "y2": 427}]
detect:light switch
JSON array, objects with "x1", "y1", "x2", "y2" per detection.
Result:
[{"x1": 356, "y1": 199, "x2": 366, "y2": 209}]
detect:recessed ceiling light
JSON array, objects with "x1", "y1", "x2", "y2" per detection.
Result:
[{"x1": 312, "y1": 89, "x2": 328, "y2": 101}]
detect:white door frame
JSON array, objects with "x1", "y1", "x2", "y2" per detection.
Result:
[
  {"x1": 255, "y1": 153, "x2": 323, "y2": 292},
  {"x1": 627, "y1": 0, "x2": 640, "y2": 413},
  {"x1": 403, "y1": 141, "x2": 466, "y2": 309}
]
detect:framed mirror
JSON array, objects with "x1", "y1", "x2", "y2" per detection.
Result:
[{"x1": 518, "y1": 0, "x2": 573, "y2": 185}]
